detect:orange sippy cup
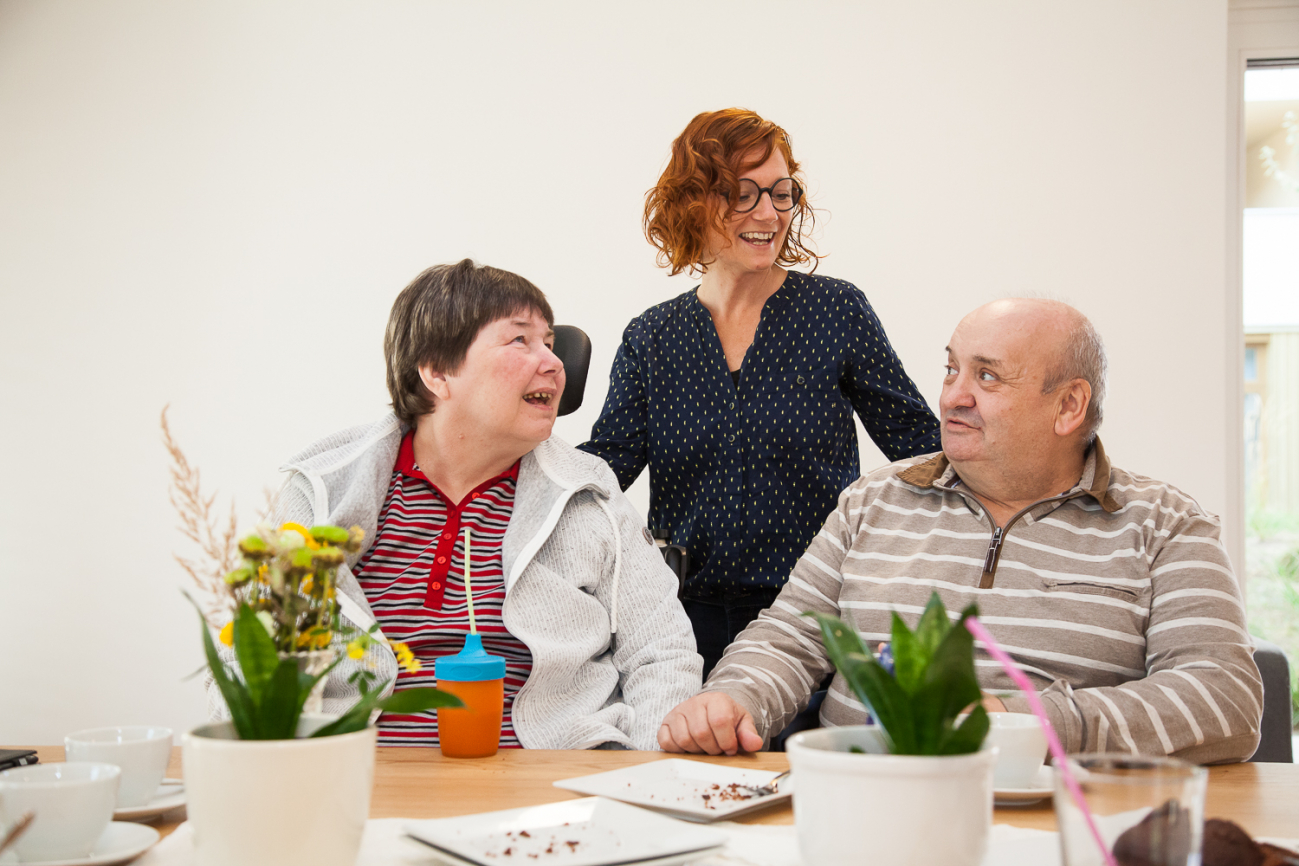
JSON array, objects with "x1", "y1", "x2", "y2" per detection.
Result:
[{"x1": 434, "y1": 634, "x2": 505, "y2": 758}]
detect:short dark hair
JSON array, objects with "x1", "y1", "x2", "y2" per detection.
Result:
[{"x1": 384, "y1": 259, "x2": 553, "y2": 425}]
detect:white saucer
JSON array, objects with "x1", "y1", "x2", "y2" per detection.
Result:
[
  {"x1": 3, "y1": 822, "x2": 160, "y2": 866},
  {"x1": 113, "y1": 778, "x2": 185, "y2": 822},
  {"x1": 993, "y1": 765, "x2": 1053, "y2": 806}
]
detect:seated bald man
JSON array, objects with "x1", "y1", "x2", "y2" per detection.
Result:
[{"x1": 659, "y1": 299, "x2": 1263, "y2": 764}]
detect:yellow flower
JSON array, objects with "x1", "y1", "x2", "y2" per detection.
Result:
[
  {"x1": 301, "y1": 575, "x2": 315, "y2": 595},
  {"x1": 347, "y1": 639, "x2": 365, "y2": 660},
  {"x1": 218, "y1": 621, "x2": 234, "y2": 647},
  {"x1": 280, "y1": 522, "x2": 320, "y2": 549},
  {"x1": 295, "y1": 629, "x2": 332, "y2": 650},
  {"x1": 392, "y1": 641, "x2": 421, "y2": 673},
  {"x1": 256, "y1": 563, "x2": 269, "y2": 584}
]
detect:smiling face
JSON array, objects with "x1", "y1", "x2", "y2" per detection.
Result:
[
  {"x1": 939, "y1": 301, "x2": 1071, "y2": 474},
  {"x1": 702, "y1": 148, "x2": 795, "y2": 277},
  {"x1": 420, "y1": 309, "x2": 565, "y2": 458}
]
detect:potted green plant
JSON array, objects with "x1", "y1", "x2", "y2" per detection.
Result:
[
  {"x1": 164, "y1": 412, "x2": 460, "y2": 866},
  {"x1": 183, "y1": 523, "x2": 460, "y2": 866},
  {"x1": 785, "y1": 593, "x2": 995, "y2": 866}
]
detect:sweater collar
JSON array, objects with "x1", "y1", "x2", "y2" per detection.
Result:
[
  {"x1": 280, "y1": 412, "x2": 616, "y2": 500},
  {"x1": 896, "y1": 438, "x2": 1120, "y2": 513}
]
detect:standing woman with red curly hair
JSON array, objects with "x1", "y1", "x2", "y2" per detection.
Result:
[{"x1": 578, "y1": 109, "x2": 940, "y2": 676}]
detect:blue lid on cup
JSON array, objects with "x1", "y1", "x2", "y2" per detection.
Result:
[{"x1": 434, "y1": 634, "x2": 506, "y2": 682}]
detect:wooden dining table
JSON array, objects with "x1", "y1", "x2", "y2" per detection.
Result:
[{"x1": 28, "y1": 744, "x2": 1299, "y2": 842}]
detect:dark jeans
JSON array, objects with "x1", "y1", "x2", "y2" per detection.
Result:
[{"x1": 682, "y1": 589, "x2": 782, "y2": 679}]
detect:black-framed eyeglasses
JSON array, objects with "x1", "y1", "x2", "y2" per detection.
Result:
[{"x1": 730, "y1": 177, "x2": 802, "y2": 213}]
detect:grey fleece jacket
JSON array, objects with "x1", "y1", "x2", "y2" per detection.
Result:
[{"x1": 251, "y1": 413, "x2": 702, "y2": 750}]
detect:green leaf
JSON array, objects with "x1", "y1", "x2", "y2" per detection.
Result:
[
  {"x1": 309, "y1": 685, "x2": 463, "y2": 738},
  {"x1": 924, "y1": 621, "x2": 982, "y2": 714},
  {"x1": 910, "y1": 606, "x2": 984, "y2": 753},
  {"x1": 839, "y1": 652, "x2": 916, "y2": 753},
  {"x1": 807, "y1": 612, "x2": 913, "y2": 751},
  {"x1": 187, "y1": 595, "x2": 258, "y2": 739},
  {"x1": 232, "y1": 603, "x2": 279, "y2": 709},
  {"x1": 309, "y1": 693, "x2": 379, "y2": 738},
  {"x1": 936, "y1": 705, "x2": 990, "y2": 756},
  {"x1": 257, "y1": 659, "x2": 304, "y2": 739},
  {"x1": 912, "y1": 594, "x2": 950, "y2": 662},
  {"x1": 807, "y1": 612, "x2": 870, "y2": 674},
  {"x1": 890, "y1": 612, "x2": 924, "y2": 695},
  {"x1": 377, "y1": 687, "x2": 463, "y2": 715}
]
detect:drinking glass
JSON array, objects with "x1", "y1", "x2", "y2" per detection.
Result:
[{"x1": 1054, "y1": 754, "x2": 1207, "y2": 866}]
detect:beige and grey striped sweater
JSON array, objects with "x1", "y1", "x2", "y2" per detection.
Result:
[{"x1": 705, "y1": 440, "x2": 1263, "y2": 764}]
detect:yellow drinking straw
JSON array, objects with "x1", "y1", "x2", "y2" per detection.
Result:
[{"x1": 462, "y1": 527, "x2": 477, "y2": 635}]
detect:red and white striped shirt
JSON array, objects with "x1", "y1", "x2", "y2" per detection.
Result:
[{"x1": 355, "y1": 432, "x2": 533, "y2": 747}]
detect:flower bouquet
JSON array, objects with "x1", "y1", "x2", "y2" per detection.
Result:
[
  {"x1": 163, "y1": 408, "x2": 459, "y2": 866},
  {"x1": 199, "y1": 520, "x2": 460, "y2": 740}
]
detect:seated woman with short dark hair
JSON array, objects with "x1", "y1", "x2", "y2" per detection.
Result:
[{"x1": 267, "y1": 259, "x2": 701, "y2": 750}]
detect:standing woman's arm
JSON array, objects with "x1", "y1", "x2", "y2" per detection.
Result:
[
  {"x1": 842, "y1": 290, "x2": 943, "y2": 460},
  {"x1": 577, "y1": 321, "x2": 652, "y2": 492}
]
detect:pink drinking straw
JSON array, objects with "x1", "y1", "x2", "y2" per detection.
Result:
[{"x1": 963, "y1": 616, "x2": 1117, "y2": 866}]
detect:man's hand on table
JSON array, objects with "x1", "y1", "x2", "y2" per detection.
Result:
[
  {"x1": 658, "y1": 692, "x2": 763, "y2": 756},
  {"x1": 982, "y1": 694, "x2": 1007, "y2": 713}
]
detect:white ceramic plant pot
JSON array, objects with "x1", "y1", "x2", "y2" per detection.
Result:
[
  {"x1": 183, "y1": 716, "x2": 376, "y2": 866},
  {"x1": 786, "y1": 725, "x2": 997, "y2": 866}
]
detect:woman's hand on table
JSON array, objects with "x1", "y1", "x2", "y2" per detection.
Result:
[{"x1": 658, "y1": 693, "x2": 764, "y2": 756}]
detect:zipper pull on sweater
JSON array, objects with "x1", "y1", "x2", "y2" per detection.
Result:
[{"x1": 980, "y1": 527, "x2": 1003, "y2": 589}]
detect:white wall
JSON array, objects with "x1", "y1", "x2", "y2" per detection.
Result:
[{"x1": 0, "y1": 0, "x2": 1233, "y2": 743}]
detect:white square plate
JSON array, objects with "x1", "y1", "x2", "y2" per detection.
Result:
[
  {"x1": 404, "y1": 797, "x2": 726, "y2": 866},
  {"x1": 552, "y1": 759, "x2": 791, "y2": 822}
]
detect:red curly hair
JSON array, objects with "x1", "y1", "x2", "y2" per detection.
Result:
[{"x1": 644, "y1": 108, "x2": 819, "y2": 276}]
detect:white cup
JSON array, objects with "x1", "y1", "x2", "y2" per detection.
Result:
[
  {"x1": 64, "y1": 726, "x2": 172, "y2": 807},
  {"x1": 0, "y1": 762, "x2": 120, "y2": 861},
  {"x1": 984, "y1": 712, "x2": 1049, "y2": 788}
]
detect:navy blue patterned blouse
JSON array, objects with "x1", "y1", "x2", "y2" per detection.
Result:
[{"x1": 577, "y1": 271, "x2": 941, "y2": 600}]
